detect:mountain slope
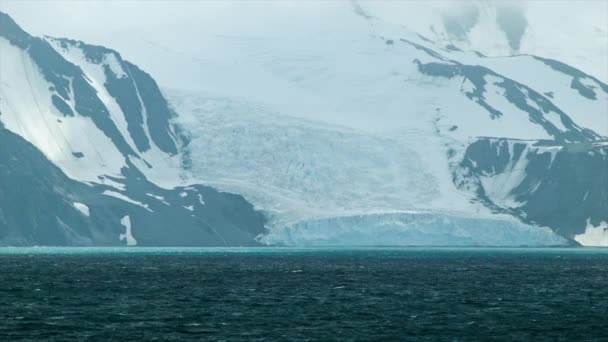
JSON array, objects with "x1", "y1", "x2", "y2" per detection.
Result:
[
  {"x1": 459, "y1": 138, "x2": 608, "y2": 245},
  {"x1": 0, "y1": 11, "x2": 183, "y2": 184},
  {"x1": 0, "y1": 12, "x2": 266, "y2": 246}
]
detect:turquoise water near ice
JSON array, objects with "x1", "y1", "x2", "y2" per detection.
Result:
[
  {"x1": 1, "y1": 247, "x2": 608, "y2": 340},
  {"x1": 2, "y1": 246, "x2": 608, "y2": 255}
]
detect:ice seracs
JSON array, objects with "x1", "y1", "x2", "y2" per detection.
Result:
[{"x1": 261, "y1": 211, "x2": 568, "y2": 247}]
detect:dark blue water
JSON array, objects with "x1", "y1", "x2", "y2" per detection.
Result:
[{"x1": 1, "y1": 247, "x2": 608, "y2": 341}]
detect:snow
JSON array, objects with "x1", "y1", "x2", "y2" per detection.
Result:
[
  {"x1": 0, "y1": 37, "x2": 127, "y2": 182},
  {"x1": 96, "y1": 176, "x2": 127, "y2": 191},
  {"x1": 103, "y1": 53, "x2": 127, "y2": 79},
  {"x1": 31, "y1": 1, "x2": 597, "y2": 141},
  {"x1": 45, "y1": 38, "x2": 142, "y2": 157},
  {"x1": 478, "y1": 75, "x2": 552, "y2": 140},
  {"x1": 146, "y1": 193, "x2": 164, "y2": 201},
  {"x1": 460, "y1": 78, "x2": 476, "y2": 94},
  {"x1": 479, "y1": 142, "x2": 531, "y2": 209},
  {"x1": 164, "y1": 12, "x2": 599, "y2": 245},
  {"x1": 462, "y1": 54, "x2": 608, "y2": 137},
  {"x1": 73, "y1": 202, "x2": 90, "y2": 217},
  {"x1": 179, "y1": 21, "x2": 565, "y2": 142},
  {"x1": 130, "y1": 8, "x2": 564, "y2": 141},
  {"x1": 167, "y1": 21, "x2": 591, "y2": 231},
  {"x1": 102, "y1": 190, "x2": 152, "y2": 212},
  {"x1": 574, "y1": 219, "x2": 608, "y2": 247},
  {"x1": 357, "y1": 1, "x2": 608, "y2": 83},
  {"x1": 41, "y1": 38, "x2": 185, "y2": 188},
  {"x1": 476, "y1": 141, "x2": 566, "y2": 209},
  {"x1": 544, "y1": 111, "x2": 568, "y2": 132},
  {"x1": 118, "y1": 215, "x2": 137, "y2": 246},
  {"x1": 146, "y1": 193, "x2": 169, "y2": 205},
  {"x1": 127, "y1": 150, "x2": 184, "y2": 189}
]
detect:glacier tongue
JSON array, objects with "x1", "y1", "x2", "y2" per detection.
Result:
[
  {"x1": 171, "y1": 95, "x2": 573, "y2": 247},
  {"x1": 169, "y1": 91, "x2": 490, "y2": 229},
  {"x1": 160, "y1": 2, "x2": 606, "y2": 246},
  {"x1": 261, "y1": 211, "x2": 569, "y2": 247}
]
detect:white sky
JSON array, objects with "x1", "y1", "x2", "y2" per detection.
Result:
[{"x1": 1, "y1": 0, "x2": 607, "y2": 82}]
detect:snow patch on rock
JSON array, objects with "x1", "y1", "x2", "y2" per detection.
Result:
[
  {"x1": 102, "y1": 190, "x2": 152, "y2": 212},
  {"x1": 574, "y1": 219, "x2": 608, "y2": 247},
  {"x1": 73, "y1": 202, "x2": 90, "y2": 217},
  {"x1": 119, "y1": 215, "x2": 137, "y2": 246}
]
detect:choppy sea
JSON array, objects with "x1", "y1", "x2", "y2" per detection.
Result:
[{"x1": 1, "y1": 247, "x2": 607, "y2": 341}]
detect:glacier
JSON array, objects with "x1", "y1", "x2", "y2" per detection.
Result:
[
  {"x1": 261, "y1": 211, "x2": 568, "y2": 247},
  {"x1": 164, "y1": 4, "x2": 606, "y2": 247},
  {"x1": 168, "y1": 91, "x2": 575, "y2": 247}
]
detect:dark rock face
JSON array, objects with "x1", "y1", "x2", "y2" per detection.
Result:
[
  {"x1": 0, "y1": 128, "x2": 95, "y2": 245},
  {"x1": 125, "y1": 61, "x2": 179, "y2": 155},
  {"x1": 50, "y1": 38, "x2": 180, "y2": 156},
  {"x1": 533, "y1": 56, "x2": 608, "y2": 100},
  {"x1": 0, "y1": 14, "x2": 179, "y2": 158},
  {"x1": 0, "y1": 128, "x2": 266, "y2": 246},
  {"x1": 516, "y1": 143, "x2": 607, "y2": 238},
  {"x1": 459, "y1": 138, "x2": 608, "y2": 240},
  {"x1": 0, "y1": 23, "x2": 137, "y2": 158},
  {"x1": 407, "y1": 34, "x2": 608, "y2": 240}
]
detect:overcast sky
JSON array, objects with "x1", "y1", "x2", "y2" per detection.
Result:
[
  {"x1": 1, "y1": 0, "x2": 606, "y2": 81},
  {"x1": 3, "y1": 1, "x2": 607, "y2": 38}
]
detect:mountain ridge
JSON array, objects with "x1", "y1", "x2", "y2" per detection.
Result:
[{"x1": 0, "y1": 11, "x2": 267, "y2": 246}]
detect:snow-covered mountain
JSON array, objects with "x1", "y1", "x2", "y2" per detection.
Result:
[
  {"x1": 0, "y1": 12, "x2": 266, "y2": 246},
  {"x1": 0, "y1": 6, "x2": 606, "y2": 247},
  {"x1": 358, "y1": 1, "x2": 608, "y2": 82},
  {"x1": 162, "y1": 4, "x2": 606, "y2": 246}
]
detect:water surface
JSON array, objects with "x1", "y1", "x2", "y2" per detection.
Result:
[{"x1": 1, "y1": 247, "x2": 607, "y2": 340}]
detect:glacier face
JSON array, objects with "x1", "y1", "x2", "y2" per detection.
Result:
[{"x1": 260, "y1": 212, "x2": 569, "y2": 247}]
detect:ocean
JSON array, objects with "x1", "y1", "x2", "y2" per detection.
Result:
[{"x1": 1, "y1": 247, "x2": 607, "y2": 341}]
